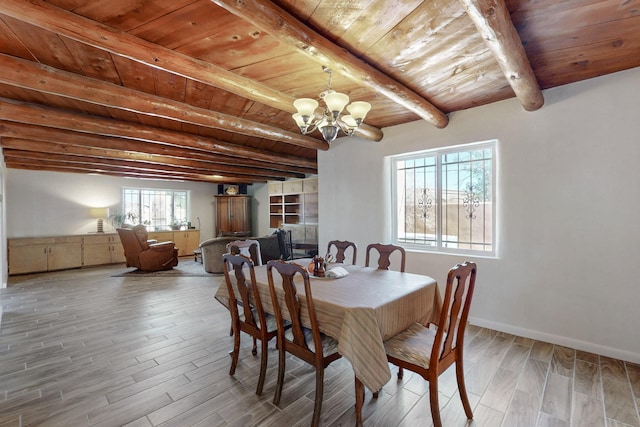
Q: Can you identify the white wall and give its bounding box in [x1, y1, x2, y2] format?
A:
[252, 182, 271, 237]
[5, 171, 221, 240]
[318, 67, 640, 362]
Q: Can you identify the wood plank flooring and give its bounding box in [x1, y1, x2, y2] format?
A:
[1, 262, 639, 426]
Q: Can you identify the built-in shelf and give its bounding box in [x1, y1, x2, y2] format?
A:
[268, 177, 318, 257]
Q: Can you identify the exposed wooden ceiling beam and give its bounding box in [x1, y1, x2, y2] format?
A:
[211, 0, 449, 128]
[4, 149, 268, 181]
[5, 156, 261, 184]
[0, 138, 302, 181]
[0, 122, 314, 176]
[0, 0, 383, 142]
[0, 53, 328, 151]
[0, 98, 317, 170]
[458, 0, 544, 111]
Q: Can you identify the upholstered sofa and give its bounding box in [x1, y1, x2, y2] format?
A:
[199, 237, 238, 274]
[199, 232, 289, 274]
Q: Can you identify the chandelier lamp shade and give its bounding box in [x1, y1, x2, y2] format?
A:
[292, 67, 371, 143]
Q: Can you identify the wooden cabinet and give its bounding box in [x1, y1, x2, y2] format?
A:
[7, 229, 202, 275]
[83, 234, 125, 266]
[215, 195, 251, 236]
[9, 236, 82, 275]
[147, 230, 200, 256]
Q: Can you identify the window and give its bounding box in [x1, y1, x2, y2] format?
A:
[392, 140, 496, 256]
[122, 188, 189, 230]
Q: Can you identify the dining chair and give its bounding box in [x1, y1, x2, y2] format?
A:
[266, 260, 342, 427]
[327, 240, 357, 264]
[222, 253, 276, 395]
[226, 239, 262, 265]
[365, 243, 406, 272]
[380, 261, 478, 427]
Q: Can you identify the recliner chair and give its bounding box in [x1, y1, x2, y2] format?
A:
[117, 225, 179, 271]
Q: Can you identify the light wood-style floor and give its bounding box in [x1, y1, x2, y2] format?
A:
[1, 262, 639, 427]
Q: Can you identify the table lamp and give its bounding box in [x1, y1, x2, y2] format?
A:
[89, 208, 109, 233]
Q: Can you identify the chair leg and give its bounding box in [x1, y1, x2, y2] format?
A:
[256, 338, 268, 395]
[273, 343, 286, 405]
[229, 329, 240, 376]
[398, 366, 404, 379]
[311, 367, 324, 427]
[456, 360, 473, 419]
[355, 376, 365, 426]
[251, 337, 258, 356]
[429, 381, 442, 427]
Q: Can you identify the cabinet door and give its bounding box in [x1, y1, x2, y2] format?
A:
[215, 196, 231, 235]
[229, 197, 251, 233]
[304, 225, 318, 243]
[172, 232, 189, 256]
[302, 177, 318, 193]
[83, 235, 113, 266]
[287, 226, 306, 243]
[110, 242, 126, 263]
[83, 243, 112, 266]
[185, 230, 200, 253]
[283, 180, 303, 194]
[9, 245, 48, 275]
[268, 181, 283, 195]
[48, 243, 82, 271]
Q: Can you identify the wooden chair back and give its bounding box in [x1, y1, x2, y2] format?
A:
[327, 240, 357, 264]
[227, 239, 262, 265]
[222, 253, 265, 337]
[266, 260, 322, 365]
[374, 261, 478, 427]
[433, 261, 477, 370]
[365, 243, 406, 272]
[266, 260, 341, 426]
[222, 252, 275, 395]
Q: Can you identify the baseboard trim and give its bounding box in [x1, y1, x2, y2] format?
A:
[469, 316, 640, 364]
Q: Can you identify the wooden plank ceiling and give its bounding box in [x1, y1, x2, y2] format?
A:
[0, 0, 638, 184]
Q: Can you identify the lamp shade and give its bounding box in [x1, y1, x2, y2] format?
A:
[341, 115, 358, 128]
[323, 92, 349, 114]
[292, 113, 307, 127]
[346, 101, 371, 121]
[293, 98, 319, 118]
[89, 207, 109, 219]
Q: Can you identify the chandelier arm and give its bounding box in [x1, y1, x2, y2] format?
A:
[304, 121, 320, 135]
[335, 120, 353, 135]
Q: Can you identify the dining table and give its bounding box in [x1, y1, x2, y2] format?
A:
[214, 259, 442, 421]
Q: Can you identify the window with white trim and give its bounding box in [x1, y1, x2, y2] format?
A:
[392, 140, 496, 256]
[122, 188, 189, 230]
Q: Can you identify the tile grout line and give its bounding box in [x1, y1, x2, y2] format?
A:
[624, 361, 640, 426]
[535, 344, 554, 426]
[597, 354, 607, 427]
[569, 347, 576, 426]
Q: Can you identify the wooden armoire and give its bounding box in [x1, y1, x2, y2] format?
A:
[215, 195, 252, 236]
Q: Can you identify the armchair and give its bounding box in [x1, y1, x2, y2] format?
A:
[117, 225, 179, 271]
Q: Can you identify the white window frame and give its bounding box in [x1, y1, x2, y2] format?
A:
[121, 187, 190, 230]
[391, 140, 497, 257]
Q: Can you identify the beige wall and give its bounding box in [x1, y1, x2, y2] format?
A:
[4, 171, 222, 240]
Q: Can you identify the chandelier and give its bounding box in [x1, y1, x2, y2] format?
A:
[292, 66, 371, 143]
